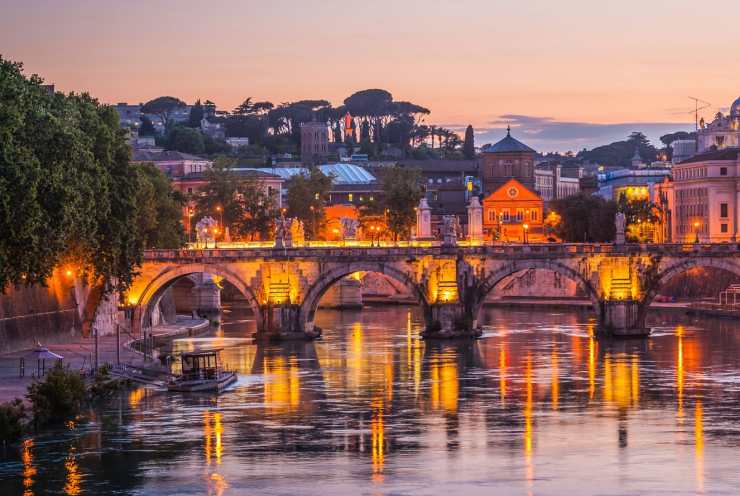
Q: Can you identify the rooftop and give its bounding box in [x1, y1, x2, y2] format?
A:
[132, 150, 208, 162]
[397, 159, 478, 173]
[481, 127, 536, 154]
[246, 163, 376, 184]
[678, 147, 739, 164]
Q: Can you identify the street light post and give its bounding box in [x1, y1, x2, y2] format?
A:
[694, 221, 700, 243]
[523, 223, 529, 244]
[187, 208, 194, 246]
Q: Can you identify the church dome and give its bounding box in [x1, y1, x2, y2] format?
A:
[731, 96, 740, 117]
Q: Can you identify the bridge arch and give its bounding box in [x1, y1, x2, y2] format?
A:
[299, 261, 428, 333]
[132, 263, 262, 333]
[473, 259, 601, 320]
[644, 257, 740, 307]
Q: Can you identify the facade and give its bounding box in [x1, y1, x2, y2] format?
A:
[534, 164, 581, 202]
[481, 178, 544, 242]
[669, 148, 739, 242]
[596, 167, 672, 201]
[479, 127, 536, 195]
[300, 121, 329, 165]
[131, 150, 213, 185]
[697, 96, 740, 153]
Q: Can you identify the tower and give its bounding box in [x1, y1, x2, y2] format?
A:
[479, 126, 536, 196]
[300, 121, 329, 165]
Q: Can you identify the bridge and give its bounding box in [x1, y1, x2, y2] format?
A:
[116, 243, 740, 340]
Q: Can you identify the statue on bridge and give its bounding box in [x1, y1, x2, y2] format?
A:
[290, 218, 305, 246]
[275, 216, 292, 248]
[441, 215, 460, 247]
[615, 211, 626, 245]
[340, 217, 359, 240]
[195, 216, 218, 247]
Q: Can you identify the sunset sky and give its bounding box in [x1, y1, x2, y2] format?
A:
[2, 0, 739, 151]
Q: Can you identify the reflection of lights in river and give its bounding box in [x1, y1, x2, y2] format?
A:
[695, 401, 704, 494]
[677, 332, 684, 419]
[208, 472, 229, 496]
[371, 399, 385, 481]
[128, 387, 146, 408]
[22, 439, 36, 496]
[551, 341, 559, 411]
[430, 351, 459, 412]
[499, 345, 507, 405]
[203, 410, 224, 465]
[524, 354, 534, 494]
[588, 336, 597, 400]
[263, 355, 301, 413]
[64, 446, 81, 495]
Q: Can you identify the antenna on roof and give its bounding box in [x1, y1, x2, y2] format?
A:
[688, 96, 711, 131]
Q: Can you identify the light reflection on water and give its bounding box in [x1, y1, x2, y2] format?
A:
[1, 306, 740, 495]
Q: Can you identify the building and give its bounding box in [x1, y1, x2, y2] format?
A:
[114, 102, 142, 129]
[596, 167, 672, 202]
[200, 118, 225, 139]
[300, 121, 329, 165]
[481, 178, 545, 242]
[479, 127, 536, 195]
[697, 96, 740, 153]
[669, 148, 739, 242]
[534, 164, 582, 202]
[671, 139, 697, 165]
[131, 150, 213, 187]
[226, 137, 250, 149]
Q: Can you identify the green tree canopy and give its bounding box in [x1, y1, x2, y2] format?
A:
[141, 96, 186, 128]
[166, 126, 205, 154]
[188, 99, 204, 128]
[379, 166, 424, 240]
[135, 163, 185, 248]
[549, 193, 617, 242]
[0, 57, 143, 293]
[285, 167, 332, 239]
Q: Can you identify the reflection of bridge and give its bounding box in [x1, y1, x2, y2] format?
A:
[118, 243, 740, 339]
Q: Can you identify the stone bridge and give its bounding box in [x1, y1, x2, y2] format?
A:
[119, 243, 740, 340]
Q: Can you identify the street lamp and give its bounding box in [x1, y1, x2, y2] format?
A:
[213, 227, 220, 249]
[187, 208, 194, 245]
[694, 221, 700, 244]
[523, 223, 529, 244]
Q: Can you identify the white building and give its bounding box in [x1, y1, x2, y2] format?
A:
[669, 148, 739, 242]
[697, 96, 740, 153]
[534, 164, 581, 202]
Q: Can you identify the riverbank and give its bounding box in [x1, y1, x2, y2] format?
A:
[0, 316, 209, 403]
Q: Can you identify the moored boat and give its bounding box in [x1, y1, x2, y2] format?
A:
[168, 348, 237, 392]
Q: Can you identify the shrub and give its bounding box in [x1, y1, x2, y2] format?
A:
[26, 363, 86, 425]
[0, 399, 26, 444]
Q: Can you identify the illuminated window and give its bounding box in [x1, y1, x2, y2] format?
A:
[516, 208, 524, 222]
[348, 193, 353, 202]
[502, 209, 510, 221]
[530, 209, 538, 221]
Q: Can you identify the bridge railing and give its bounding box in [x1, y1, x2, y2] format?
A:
[143, 242, 739, 261]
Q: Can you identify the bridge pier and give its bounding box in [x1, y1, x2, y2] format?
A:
[421, 303, 482, 339]
[257, 303, 321, 341]
[598, 299, 650, 338]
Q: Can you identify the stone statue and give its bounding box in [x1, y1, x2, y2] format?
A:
[275, 216, 291, 248]
[340, 217, 359, 240]
[195, 216, 218, 245]
[290, 218, 305, 246]
[615, 211, 626, 245]
[441, 215, 460, 247]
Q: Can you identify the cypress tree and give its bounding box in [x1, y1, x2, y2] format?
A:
[463, 124, 475, 159]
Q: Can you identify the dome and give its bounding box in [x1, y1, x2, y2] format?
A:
[731, 96, 740, 117]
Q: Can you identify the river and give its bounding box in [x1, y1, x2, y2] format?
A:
[1, 304, 739, 495]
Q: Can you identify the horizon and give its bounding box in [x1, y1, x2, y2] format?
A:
[2, 0, 738, 151]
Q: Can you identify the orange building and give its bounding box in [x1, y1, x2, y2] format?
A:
[481, 178, 544, 242]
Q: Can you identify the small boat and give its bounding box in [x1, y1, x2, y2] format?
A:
[168, 349, 237, 393]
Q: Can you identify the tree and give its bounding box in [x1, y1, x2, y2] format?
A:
[577, 133, 658, 168]
[379, 166, 424, 240]
[0, 57, 142, 294]
[188, 99, 204, 128]
[549, 193, 617, 242]
[463, 125, 475, 159]
[139, 115, 156, 136]
[141, 96, 186, 128]
[135, 163, 184, 248]
[166, 126, 205, 154]
[285, 167, 332, 239]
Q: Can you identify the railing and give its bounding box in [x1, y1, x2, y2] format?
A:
[143, 242, 740, 261]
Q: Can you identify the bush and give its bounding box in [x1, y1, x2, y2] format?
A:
[26, 363, 86, 425]
[0, 399, 26, 444]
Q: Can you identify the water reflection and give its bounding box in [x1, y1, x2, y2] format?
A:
[1, 306, 739, 495]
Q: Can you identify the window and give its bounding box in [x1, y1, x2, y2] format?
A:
[348, 193, 353, 202]
[516, 208, 524, 222]
[502, 209, 510, 221]
[187, 187, 193, 194]
[530, 209, 538, 221]
[721, 223, 728, 233]
[369, 196, 374, 202]
[720, 167, 728, 176]
[721, 203, 728, 218]
[488, 209, 495, 222]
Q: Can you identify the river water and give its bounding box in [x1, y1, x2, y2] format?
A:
[1, 305, 739, 495]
